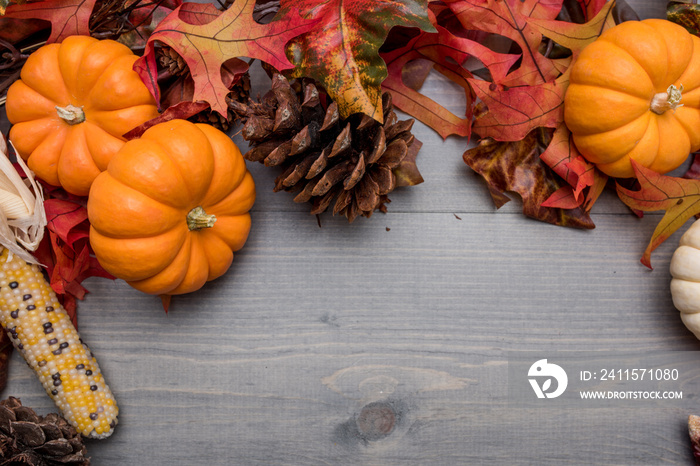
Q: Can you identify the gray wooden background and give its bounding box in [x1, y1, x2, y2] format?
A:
[5, 0, 699, 464]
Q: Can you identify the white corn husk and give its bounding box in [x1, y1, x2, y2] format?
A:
[0, 136, 46, 263]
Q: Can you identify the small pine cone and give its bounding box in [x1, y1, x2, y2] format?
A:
[157, 46, 188, 77]
[193, 72, 252, 132]
[232, 74, 419, 222]
[0, 397, 90, 465]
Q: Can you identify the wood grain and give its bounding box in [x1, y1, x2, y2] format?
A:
[3, 1, 700, 464]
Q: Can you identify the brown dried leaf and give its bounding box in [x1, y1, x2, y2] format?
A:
[463, 129, 594, 229]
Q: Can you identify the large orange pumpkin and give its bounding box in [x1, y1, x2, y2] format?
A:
[5, 35, 159, 196]
[564, 19, 700, 178]
[87, 119, 255, 296]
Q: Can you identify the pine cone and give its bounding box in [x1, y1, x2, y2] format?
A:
[231, 74, 420, 222]
[157, 46, 188, 77]
[194, 72, 251, 132]
[157, 46, 251, 132]
[0, 397, 90, 465]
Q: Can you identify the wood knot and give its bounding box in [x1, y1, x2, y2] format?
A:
[355, 401, 396, 440]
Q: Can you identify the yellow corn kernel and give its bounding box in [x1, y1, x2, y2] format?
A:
[0, 248, 118, 439]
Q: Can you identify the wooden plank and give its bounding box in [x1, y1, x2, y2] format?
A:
[3, 0, 700, 464]
[6, 212, 697, 464]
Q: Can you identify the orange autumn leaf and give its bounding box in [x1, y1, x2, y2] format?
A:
[616, 160, 700, 269]
[134, 0, 319, 116]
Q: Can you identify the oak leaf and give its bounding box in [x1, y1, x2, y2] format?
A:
[468, 0, 616, 141]
[282, 0, 435, 123]
[135, 0, 318, 115]
[381, 22, 517, 139]
[3, 0, 97, 43]
[616, 160, 700, 269]
[470, 78, 566, 141]
[445, 0, 565, 87]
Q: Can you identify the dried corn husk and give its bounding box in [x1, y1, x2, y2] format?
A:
[0, 136, 45, 262]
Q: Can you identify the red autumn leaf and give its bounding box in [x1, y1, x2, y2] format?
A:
[279, 0, 435, 123]
[4, 0, 97, 43]
[466, 0, 616, 141]
[539, 124, 595, 203]
[463, 128, 595, 229]
[684, 153, 700, 181]
[0, 17, 47, 44]
[575, 0, 608, 20]
[45, 199, 87, 247]
[381, 22, 518, 139]
[31, 188, 114, 325]
[445, 0, 565, 87]
[616, 160, 700, 269]
[584, 170, 608, 212]
[134, 0, 318, 116]
[125, 56, 248, 139]
[122, 101, 209, 140]
[470, 79, 566, 141]
[541, 186, 582, 209]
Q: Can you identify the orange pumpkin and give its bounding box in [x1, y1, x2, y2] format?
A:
[5, 35, 159, 196]
[564, 19, 700, 178]
[87, 119, 256, 296]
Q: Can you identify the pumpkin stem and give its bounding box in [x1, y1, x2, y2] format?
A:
[55, 104, 86, 125]
[650, 84, 684, 115]
[187, 206, 217, 231]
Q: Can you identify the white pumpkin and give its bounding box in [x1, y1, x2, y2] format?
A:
[670, 219, 700, 340]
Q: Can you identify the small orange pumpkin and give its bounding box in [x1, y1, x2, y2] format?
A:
[564, 19, 700, 178]
[6, 35, 159, 196]
[87, 119, 255, 296]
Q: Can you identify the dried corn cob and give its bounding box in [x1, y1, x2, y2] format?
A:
[0, 249, 118, 438]
[0, 137, 118, 438]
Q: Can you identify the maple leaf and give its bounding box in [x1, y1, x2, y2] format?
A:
[616, 161, 700, 269]
[4, 0, 97, 43]
[135, 0, 318, 116]
[463, 128, 595, 229]
[281, 0, 435, 123]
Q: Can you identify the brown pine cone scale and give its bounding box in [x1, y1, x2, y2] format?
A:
[231, 74, 420, 222]
[0, 397, 90, 465]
